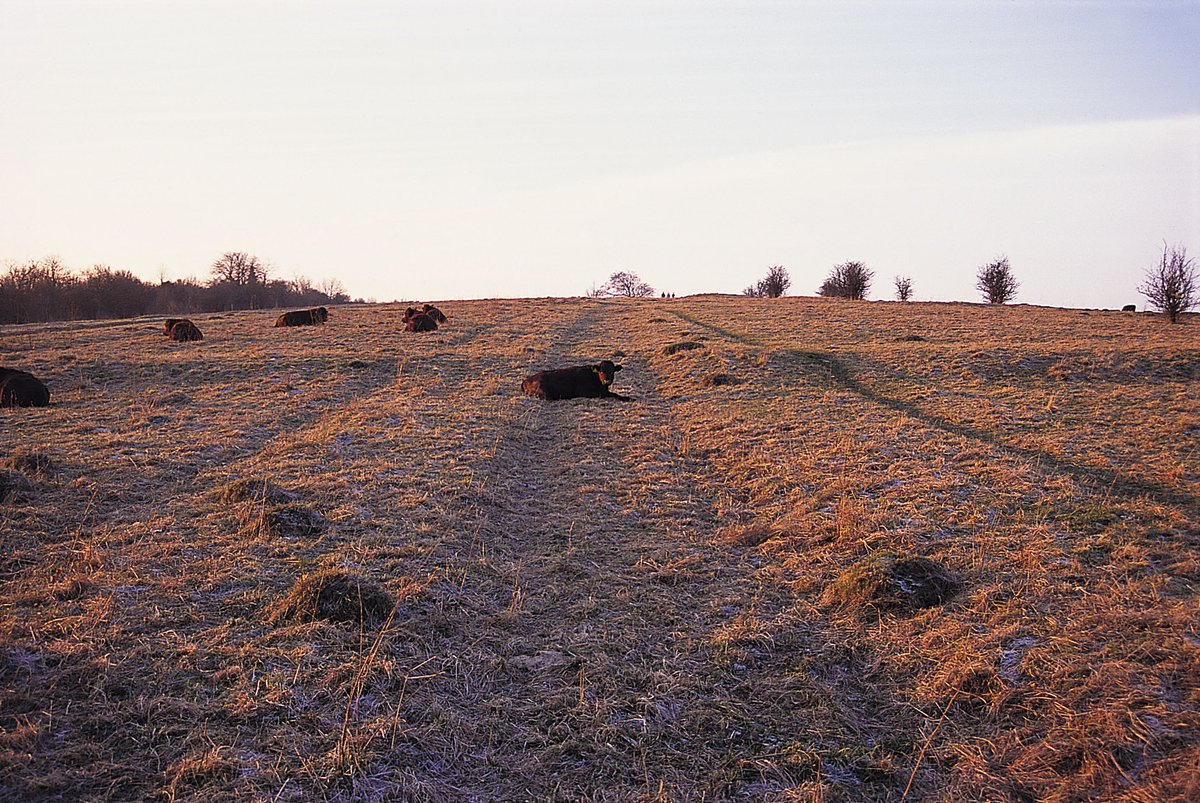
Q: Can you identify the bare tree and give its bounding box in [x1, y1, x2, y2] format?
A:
[894, 275, 913, 302]
[210, 252, 272, 309]
[319, 277, 348, 302]
[599, 271, 655, 298]
[211, 252, 269, 286]
[743, 265, 791, 298]
[976, 256, 1019, 304]
[1139, 243, 1197, 323]
[818, 261, 873, 299]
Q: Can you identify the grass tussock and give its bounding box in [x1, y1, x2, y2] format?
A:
[0, 469, 33, 503]
[822, 553, 960, 610]
[267, 569, 395, 628]
[1, 450, 55, 477]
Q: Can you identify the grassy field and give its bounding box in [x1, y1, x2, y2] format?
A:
[2, 296, 1198, 802]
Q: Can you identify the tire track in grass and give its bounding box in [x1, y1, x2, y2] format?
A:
[389, 301, 916, 801]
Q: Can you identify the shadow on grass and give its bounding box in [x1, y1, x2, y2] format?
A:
[667, 310, 1198, 513]
[782, 348, 1200, 513]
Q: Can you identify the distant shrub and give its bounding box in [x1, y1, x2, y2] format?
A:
[743, 265, 791, 298]
[597, 271, 655, 298]
[818, 261, 873, 299]
[1139, 242, 1196, 323]
[976, 256, 1019, 304]
[894, 275, 913, 302]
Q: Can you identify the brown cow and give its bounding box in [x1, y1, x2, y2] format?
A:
[275, 307, 329, 327]
[0, 368, 51, 408]
[522, 360, 633, 401]
[404, 312, 438, 332]
[163, 318, 184, 335]
[167, 319, 203, 341]
[422, 304, 447, 323]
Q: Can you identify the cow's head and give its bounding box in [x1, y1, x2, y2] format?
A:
[593, 360, 623, 386]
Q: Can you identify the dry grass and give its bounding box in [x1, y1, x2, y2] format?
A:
[2, 297, 1198, 801]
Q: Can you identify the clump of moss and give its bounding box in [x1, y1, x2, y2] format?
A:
[268, 569, 395, 629]
[823, 554, 959, 611]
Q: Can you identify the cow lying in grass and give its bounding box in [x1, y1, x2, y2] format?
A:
[165, 319, 203, 341]
[0, 368, 51, 408]
[275, 307, 329, 327]
[403, 307, 438, 332]
[422, 304, 447, 323]
[522, 360, 633, 401]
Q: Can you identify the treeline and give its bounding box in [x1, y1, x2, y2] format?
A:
[0, 254, 352, 325]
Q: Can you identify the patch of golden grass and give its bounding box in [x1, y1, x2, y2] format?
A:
[2, 297, 1199, 800]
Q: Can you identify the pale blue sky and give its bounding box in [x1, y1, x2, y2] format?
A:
[2, 1, 1198, 307]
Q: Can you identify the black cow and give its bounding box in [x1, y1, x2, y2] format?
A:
[275, 307, 329, 327]
[522, 360, 633, 401]
[167, 319, 203, 341]
[163, 318, 184, 335]
[0, 368, 51, 408]
[1122, 304, 1136, 312]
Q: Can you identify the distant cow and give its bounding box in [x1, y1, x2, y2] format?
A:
[163, 318, 184, 335]
[0, 368, 51, 408]
[166, 319, 203, 341]
[1122, 304, 1136, 312]
[275, 307, 329, 327]
[522, 360, 633, 401]
[404, 312, 438, 332]
[422, 304, 447, 324]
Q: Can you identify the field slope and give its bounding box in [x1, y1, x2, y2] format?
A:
[2, 297, 1198, 801]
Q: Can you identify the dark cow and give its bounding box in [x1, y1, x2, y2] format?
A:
[522, 360, 633, 401]
[422, 304, 447, 324]
[404, 312, 438, 332]
[0, 368, 51, 408]
[275, 307, 329, 327]
[163, 318, 184, 335]
[1122, 304, 1136, 312]
[167, 319, 203, 341]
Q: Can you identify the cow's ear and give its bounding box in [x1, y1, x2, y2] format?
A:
[613, 364, 623, 372]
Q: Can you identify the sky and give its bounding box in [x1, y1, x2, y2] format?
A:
[2, 0, 1198, 308]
